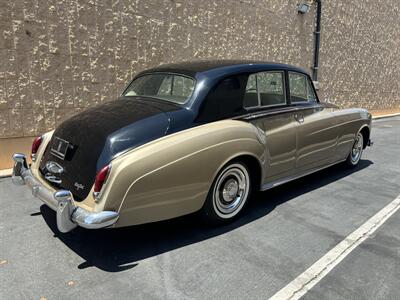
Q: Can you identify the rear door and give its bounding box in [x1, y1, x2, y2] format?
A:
[288, 72, 338, 172]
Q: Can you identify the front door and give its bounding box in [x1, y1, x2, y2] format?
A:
[288, 72, 338, 172]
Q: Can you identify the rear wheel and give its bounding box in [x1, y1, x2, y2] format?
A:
[201, 161, 251, 224]
[346, 132, 364, 167]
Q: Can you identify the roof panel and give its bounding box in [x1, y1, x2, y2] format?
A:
[138, 60, 308, 77]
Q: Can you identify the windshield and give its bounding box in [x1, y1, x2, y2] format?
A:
[123, 73, 195, 104]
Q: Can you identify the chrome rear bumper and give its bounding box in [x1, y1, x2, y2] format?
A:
[12, 153, 119, 233]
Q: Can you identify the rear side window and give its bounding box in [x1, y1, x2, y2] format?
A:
[244, 71, 286, 108]
[244, 74, 258, 107]
[289, 72, 317, 103]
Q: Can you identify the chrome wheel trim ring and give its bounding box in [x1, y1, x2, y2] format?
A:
[212, 163, 250, 219]
[351, 133, 363, 164]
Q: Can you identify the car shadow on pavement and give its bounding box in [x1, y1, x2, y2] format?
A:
[40, 159, 373, 272]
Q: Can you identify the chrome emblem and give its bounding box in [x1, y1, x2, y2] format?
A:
[44, 174, 62, 185]
[45, 161, 64, 175]
[74, 182, 85, 191]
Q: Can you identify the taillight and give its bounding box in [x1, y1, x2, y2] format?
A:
[31, 136, 43, 161]
[93, 164, 111, 198]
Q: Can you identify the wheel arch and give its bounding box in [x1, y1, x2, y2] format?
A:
[358, 125, 370, 149]
[214, 154, 263, 193]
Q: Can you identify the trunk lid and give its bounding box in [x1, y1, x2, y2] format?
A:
[39, 97, 180, 200]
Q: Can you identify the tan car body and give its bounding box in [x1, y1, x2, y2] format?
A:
[31, 105, 371, 228]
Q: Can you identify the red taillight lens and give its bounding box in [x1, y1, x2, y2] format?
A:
[94, 164, 111, 194]
[31, 136, 43, 159]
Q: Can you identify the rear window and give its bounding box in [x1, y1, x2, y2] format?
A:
[123, 73, 195, 104]
[244, 71, 286, 108]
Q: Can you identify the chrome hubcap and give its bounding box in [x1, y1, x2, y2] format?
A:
[351, 133, 363, 163]
[222, 179, 240, 202]
[213, 164, 250, 217]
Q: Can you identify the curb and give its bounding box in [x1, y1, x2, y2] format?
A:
[0, 168, 12, 178]
[372, 112, 400, 120]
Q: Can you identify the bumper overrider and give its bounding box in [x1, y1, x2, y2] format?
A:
[12, 153, 119, 233]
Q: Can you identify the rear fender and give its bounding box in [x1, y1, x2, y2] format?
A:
[99, 120, 265, 227]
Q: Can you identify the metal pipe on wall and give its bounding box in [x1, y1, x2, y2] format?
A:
[312, 0, 322, 83]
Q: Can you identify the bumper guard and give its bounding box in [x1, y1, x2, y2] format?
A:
[12, 153, 119, 233]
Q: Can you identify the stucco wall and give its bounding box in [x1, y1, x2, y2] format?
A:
[0, 0, 399, 138]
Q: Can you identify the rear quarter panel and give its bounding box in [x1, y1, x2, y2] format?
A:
[100, 120, 266, 227]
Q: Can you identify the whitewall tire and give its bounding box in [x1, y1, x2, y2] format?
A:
[201, 161, 251, 224]
[346, 132, 364, 167]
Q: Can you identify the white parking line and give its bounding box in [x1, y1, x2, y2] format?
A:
[270, 194, 400, 300]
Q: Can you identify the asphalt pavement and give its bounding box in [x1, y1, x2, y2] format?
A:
[0, 116, 399, 300]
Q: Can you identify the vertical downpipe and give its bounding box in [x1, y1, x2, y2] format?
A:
[312, 0, 322, 82]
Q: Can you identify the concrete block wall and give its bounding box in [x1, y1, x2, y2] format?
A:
[319, 1, 400, 109]
[0, 0, 399, 138]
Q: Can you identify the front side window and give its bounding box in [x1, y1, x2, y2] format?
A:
[289, 72, 317, 103]
[123, 73, 195, 104]
[244, 71, 286, 108]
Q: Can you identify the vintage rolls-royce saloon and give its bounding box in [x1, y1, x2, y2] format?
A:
[12, 60, 372, 233]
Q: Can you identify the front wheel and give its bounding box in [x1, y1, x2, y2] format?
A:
[201, 161, 251, 224]
[346, 132, 364, 167]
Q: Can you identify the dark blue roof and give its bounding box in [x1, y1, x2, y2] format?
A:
[135, 60, 311, 112]
[140, 60, 309, 77]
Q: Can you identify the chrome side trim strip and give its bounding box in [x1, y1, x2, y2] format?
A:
[260, 159, 346, 191]
[236, 104, 322, 121]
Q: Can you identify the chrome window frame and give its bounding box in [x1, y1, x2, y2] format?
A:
[243, 70, 287, 110]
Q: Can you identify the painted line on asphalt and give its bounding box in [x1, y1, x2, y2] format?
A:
[270, 194, 400, 300]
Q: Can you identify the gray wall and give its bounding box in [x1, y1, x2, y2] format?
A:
[0, 0, 399, 138]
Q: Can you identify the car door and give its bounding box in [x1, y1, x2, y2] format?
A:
[288, 72, 338, 172]
[244, 71, 297, 182]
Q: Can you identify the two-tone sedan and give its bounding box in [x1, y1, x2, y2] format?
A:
[12, 60, 372, 232]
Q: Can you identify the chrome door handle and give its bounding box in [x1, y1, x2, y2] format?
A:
[294, 114, 304, 123]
